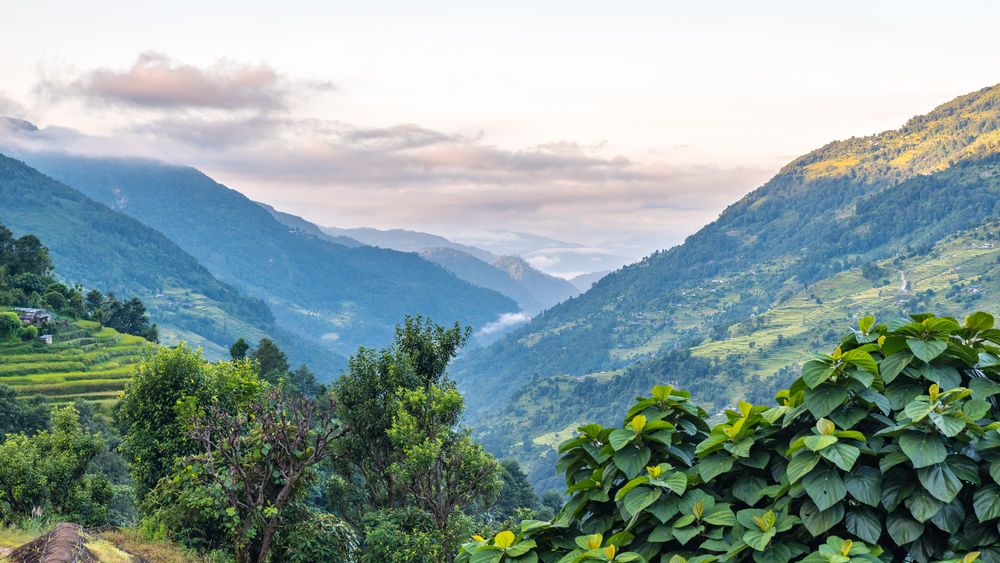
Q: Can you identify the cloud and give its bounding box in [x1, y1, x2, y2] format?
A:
[0, 92, 26, 116]
[39, 52, 331, 112]
[4, 52, 775, 257]
[476, 312, 531, 337]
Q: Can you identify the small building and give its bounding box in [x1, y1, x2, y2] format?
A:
[38, 334, 53, 345]
[13, 307, 54, 326]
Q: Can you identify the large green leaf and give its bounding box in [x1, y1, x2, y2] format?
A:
[886, 513, 924, 545]
[802, 466, 847, 511]
[845, 505, 882, 544]
[929, 498, 966, 534]
[614, 446, 651, 478]
[819, 443, 859, 472]
[906, 338, 948, 363]
[917, 463, 962, 503]
[845, 466, 881, 507]
[973, 484, 1000, 522]
[879, 351, 913, 384]
[732, 476, 768, 506]
[698, 453, 734, 482]
[899, 431, 947, 468]
[786, 453, 820, 484]
[608, 428, 635, 451]
[802, 360, 835, 389]
[904, 488, 943, 522]
[928, 411, 966, 437]
[804, 384, 849, 419]
[966, 311, 995, 331]
[800, 499, 844, 536]
[623, 486, 661, 517]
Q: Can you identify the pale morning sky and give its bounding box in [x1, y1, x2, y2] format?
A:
[1, 0, 998, 259]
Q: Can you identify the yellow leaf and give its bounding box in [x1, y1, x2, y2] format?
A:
[604, 545, 616, 560]
[877, 335, 886, 347]
[472, 535, 484, 542]
[586, 533, 603, 550]
[494, 530, 515, 550]
[840, 539, 853, 556]
[832, 346, 843, 359]
[630, 415, 647, 433]
[647, 465, 662, 478]
[963, 552, 981, 563]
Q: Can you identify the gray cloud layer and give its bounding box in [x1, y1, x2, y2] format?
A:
[3, 53, 772, 256]
[37, 52, 331, 111]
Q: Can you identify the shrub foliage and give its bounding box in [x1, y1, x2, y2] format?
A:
[460, 312, 1000, 562]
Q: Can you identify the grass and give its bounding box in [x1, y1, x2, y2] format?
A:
[0, 317, 153, 403]
[0, 525, 203, 563]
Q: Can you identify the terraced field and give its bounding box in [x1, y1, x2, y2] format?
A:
[0, 318, 152, 406]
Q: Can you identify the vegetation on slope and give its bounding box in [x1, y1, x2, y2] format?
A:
[459, 311, 1000, 562]
[454, 83, 1000, 418]
[0, 318, 152, 405]
[0, 153, 330, 368]
[20, 153, 518, 357]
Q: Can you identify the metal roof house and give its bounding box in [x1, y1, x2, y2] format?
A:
[13, 307, 54, 325]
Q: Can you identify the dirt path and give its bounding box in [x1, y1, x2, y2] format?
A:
[8, 523, 97, 563]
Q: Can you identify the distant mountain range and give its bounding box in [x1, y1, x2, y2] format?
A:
[455, 231, 634, 278]
[453, 82, 1000, 488]
[0, 153, 343, 370]
[322, 225, 495, 262]
[319, 223, 584, 314]
[0, 147, 520, 374]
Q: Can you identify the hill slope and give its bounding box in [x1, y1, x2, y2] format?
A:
[0, 317, 152, 406]
[322, 225, 496, 262]
[0, 154, 335, 367]
[16, 153, 518, 357]
[455, 83, 1000, 418]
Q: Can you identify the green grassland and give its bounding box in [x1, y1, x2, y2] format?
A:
[0, 317, 152, 406]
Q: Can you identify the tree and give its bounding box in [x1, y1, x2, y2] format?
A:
[332, 316, 471, 510]
[492, 460, 540, 521]
[230, 337, 250, 361]
[186, 389, 347, 563]
[0, 384, 49, 436]
[252, 338, 289, 382]
[457, 311, 1000, 562]
[0, 406, 111, 525]
[0, 312, 20, 339]
[388, 384, 502, 557]
[116, 345, 211, 498]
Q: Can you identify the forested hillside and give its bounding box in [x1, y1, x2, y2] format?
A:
[16, 153, 519, 357]
[0, 154, 339, 367]
[455, 83, 1000, 415]
[454, 83, 1000, 488]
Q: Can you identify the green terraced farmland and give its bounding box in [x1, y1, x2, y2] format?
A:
[0, 318, 153, 406]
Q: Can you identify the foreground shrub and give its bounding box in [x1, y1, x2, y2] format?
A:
[459, 312, 1000, 562]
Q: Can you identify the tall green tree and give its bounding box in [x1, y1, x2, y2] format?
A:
[332, 316, 502, 562]
[331, 316, 471, 509]
[230, 337, 250, 360]
[252, 337, 289, 382]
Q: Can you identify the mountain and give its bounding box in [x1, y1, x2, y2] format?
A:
[492, 255, 579, 307]
[258, 203, 364, 247]
[569, 270, 610, 292]
[418, 247, 543, 313]
[455, 230, 635, 278]
[13, 151, 519, 360]
[0, 153, 339, 368]
[322, 225, 496, 262]
[455, 83, 1000, 484]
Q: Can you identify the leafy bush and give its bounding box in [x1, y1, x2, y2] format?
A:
[274, 510, 360, 562]
[459, 311, 1000, 562]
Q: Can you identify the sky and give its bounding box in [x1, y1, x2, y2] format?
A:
[1, 0, 999, 264]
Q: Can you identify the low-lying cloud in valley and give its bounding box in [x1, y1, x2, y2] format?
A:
[1, 53, 773, 260]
